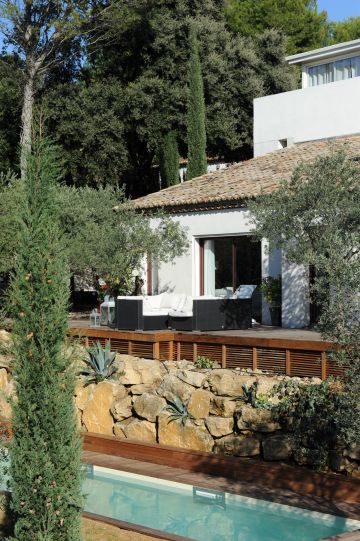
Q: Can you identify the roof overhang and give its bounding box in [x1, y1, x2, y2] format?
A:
[286, 38, 360, 66]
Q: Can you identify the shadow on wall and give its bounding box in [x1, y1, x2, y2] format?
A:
[282, 259, 310, 329]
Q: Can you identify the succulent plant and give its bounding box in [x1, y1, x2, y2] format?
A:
[82, 340, 117, 385]
[166, 396, 194, 427]
[194, 356, 213, 369]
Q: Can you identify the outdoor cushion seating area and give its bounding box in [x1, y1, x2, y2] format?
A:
[115, 288, 255, 331]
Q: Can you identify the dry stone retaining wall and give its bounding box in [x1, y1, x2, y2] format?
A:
[0, 329, 359, 476]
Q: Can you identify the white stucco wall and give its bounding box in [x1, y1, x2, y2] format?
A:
[148, 208, 309, 328]
[254, 77, 360, 157]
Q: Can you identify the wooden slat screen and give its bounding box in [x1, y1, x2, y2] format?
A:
[159, 341, 170, 361]
[107, 339, 129, 354]
[196, 344, 222, 364]
[131, 341, 154, 358]
[88, 337, 107, 348]
[289, 350, 322, 378]
[225, 345, 253, 369]
[326, 359, 345, 378]
[257, 348, 286, 374]
[177, 342, 193, 362]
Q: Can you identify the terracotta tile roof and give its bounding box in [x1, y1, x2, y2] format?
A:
[132, 135, 360, 213]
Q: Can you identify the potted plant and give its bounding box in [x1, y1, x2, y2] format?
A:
[259, 275, 282, 326]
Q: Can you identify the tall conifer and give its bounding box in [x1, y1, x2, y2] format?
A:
[159, 131, 179, 187]
[8, 138, 83, 541]
[186, 25, 207, 180]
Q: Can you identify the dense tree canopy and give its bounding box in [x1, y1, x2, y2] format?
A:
[41, 0, 295, 195]
[326, 17, 360, 45]
[0, 0, 357, 196]
[225, 0, 328, 54]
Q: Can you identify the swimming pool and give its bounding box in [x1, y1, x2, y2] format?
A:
[84, 466, 360, 541]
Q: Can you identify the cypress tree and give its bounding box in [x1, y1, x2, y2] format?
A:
[8, 138, 83, 541]
[186, 25, 207, 181]
[159, 131, 179, 188]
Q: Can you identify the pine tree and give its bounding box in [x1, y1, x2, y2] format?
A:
[8, 137, 83, 541]
[186, 25, 207, 181]
[159, 131, 179, 188]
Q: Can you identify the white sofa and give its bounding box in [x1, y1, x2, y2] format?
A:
[115, 289, 255, 331]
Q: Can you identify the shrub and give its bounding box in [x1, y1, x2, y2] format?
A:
[82, 340, 117, 385]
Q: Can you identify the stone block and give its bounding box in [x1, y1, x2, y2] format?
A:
[158, 412, 213, 452]
[187, 389, 211, 419]
[262, 434, 293, 461]
[214, 434, 260, 457]
[157, 374, 194, 404]
[117, 356, 166, 386]
[133, 393, 166, 422]
[210, 396, 236, 417]
[176, 370, 207, 388]
[205, 417, 234, 438]
[123, 419, 157, 443]
[237, 404, 280, 433]
[208, 370, 257, 397]
[111, 395, 133, 421]
[82, 381, 118, 435]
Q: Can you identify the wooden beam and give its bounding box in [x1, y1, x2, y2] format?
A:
[285, 349, 291, 376]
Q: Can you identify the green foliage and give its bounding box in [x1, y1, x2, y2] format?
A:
[250, 148, 360, 453]
[194, 356, 213, 369]
[159, 132, 179, 188]
[326, 17, 360, 45]
[232, 381, 272, 410]
[65, 0, 294, 194]
[225, 0, 328, 54]
[0, 182, 189, 290]
[42, 80, 129, 189]
[186, 25, 207, 180]
[166, 397, 194, 427]
[271, 379, 360, 467]
[259, 275, 281, 304]
[57, 185, 189, 292]
[8, 138, 83, 541]
[0, 55, 22, 174]
[82, 340, 117, 385]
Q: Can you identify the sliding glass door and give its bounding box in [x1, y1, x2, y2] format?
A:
[201, 236, 261, 297]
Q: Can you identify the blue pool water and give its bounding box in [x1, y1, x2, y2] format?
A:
[84, 466, 360, 541]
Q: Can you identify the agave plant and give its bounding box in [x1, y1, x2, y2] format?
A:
[82, 340, 117, 385]
[166, 396, 194, 427]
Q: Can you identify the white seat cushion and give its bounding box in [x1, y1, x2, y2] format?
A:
[160, 292, 173, 309]
[169, 309, 193, 318]
[169, 293, 185, 311]
[143, 294, 163, 311]
[235, 285, 257, 299]
[143, 309, 169, 317]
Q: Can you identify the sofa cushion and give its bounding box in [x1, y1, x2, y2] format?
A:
[143, 294, 163, 311]
[169, 309, 193, 318]
[235, 285, 257, 299]
[177, 295, 193, 313]
[159, 292, 173, 309]
[143, 309, 169, 317]
[170, 293, 186, 311]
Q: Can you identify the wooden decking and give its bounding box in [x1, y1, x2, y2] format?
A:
[69, 320, 341, 380]
[83, 433, 360, 520]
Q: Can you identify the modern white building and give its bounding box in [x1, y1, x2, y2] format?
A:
[254, 39, 360, 157]
[133, 39, 360, 329]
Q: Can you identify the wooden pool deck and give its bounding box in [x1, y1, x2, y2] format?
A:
[83, 433, 360, 520]
[69, 318, 341, 380]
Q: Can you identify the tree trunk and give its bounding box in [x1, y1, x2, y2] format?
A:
[20, 69, 35, 181]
